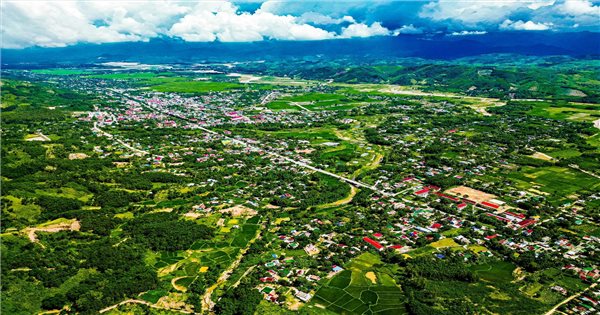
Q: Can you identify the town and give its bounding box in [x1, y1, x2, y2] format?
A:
[2, 60, 599, 315]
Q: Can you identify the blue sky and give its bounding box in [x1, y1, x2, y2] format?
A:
[2, 0, 599, 48]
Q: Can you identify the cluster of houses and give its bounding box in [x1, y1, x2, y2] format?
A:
[48, 71, 600, 313]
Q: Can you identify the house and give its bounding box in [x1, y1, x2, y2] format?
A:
[414, 187, 430, 197]
[435, 192, 459, 202]
[363, 237, 384, 251]
[430, 223, 442, 231]
[260, 277, 275, 283]
[551, 286, 567, 296]
[304, 244, 320, 256]
[295, 290, 313, 302]
[481, 201, 500, 209]
[457, 203, 468, 210]
[518, 219, 536, 228]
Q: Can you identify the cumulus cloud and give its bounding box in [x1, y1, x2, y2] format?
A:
[393, 24, 424, 35]
[1, 0, 599, 48]
[1, 1, 156, 48]
[297, 12, 355, 25]
[339, 22, 391, 38]
[419, 0, 598, 31]
[559, 0, 599, 15]
[500, 19, 553, 30]
[419, 0, 527, 25]
[168, 2, 335, 42]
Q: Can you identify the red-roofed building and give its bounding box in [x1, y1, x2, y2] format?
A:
[487, 213, 511, 222]
[462, 198, 476, 205]
[457, 203, 467, 210]
[414, 187, 430, 196]
[373, 233, 383, 239]
[518, 219, 536, 228]
[505, 211, 526, 219]
[260, 277, 275, 283]
[389, 245, 403, 249]
[485, 234, 498, 240]
[363, 237, 384, 251]
[481, 201, 500, 209]
[435, 192, 460, 202]
[430, 223, 442, 231]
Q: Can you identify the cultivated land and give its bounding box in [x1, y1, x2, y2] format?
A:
[1, 56, 599, 315]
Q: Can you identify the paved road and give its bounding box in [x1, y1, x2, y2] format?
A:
[93, 122, 149, 155]
[544, 282, 597, 315]
[126, 94, 387, 196]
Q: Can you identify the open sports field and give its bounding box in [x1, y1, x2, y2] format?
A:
[445, 186, 498, 203]
[311, 253, 406, 315]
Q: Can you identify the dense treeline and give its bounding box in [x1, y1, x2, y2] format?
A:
[214, 282, 263, 315]
[123, 212, 214, 251]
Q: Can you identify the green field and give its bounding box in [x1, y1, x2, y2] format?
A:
[469, 261, 515, 283]
[507, 166, 600, 198]
[527, 101, 600, 122]
[311, 253, 406, 315]
[267, 92, 367, 111]
[32, 69, 93, 75]
[86, 72, 177, 79]
[151, 81, 245, 93]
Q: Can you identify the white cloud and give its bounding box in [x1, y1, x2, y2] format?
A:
[393, 24, 423, 35]
[559, 0, 599, 15]
[2, 0, 598, 48]
[1, 1, 192, 48]
[500, 19, 553, 30]
[297, 12, 355, 25]
[419, 0, 529, 25]
[339, 22, 390, 38]
[168, 3, 336, 42]
[528, 1, 556, 10]
[449, 30, 488, 36]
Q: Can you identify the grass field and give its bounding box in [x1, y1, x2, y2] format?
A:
[140, 289, 168, 303]
[311, 253, 406, 314]
[3, 195, 42, 223]
[430, 238, 460, 249]
[32, 69, 92, 75]
[151, 81, 245, 93]
[507, 166, 600, 198]
[86, 72, 176, 79]
[230, 223, 260, 247]
[469, 261, 515, 283]
[527, 101, 600, 122]
[267, 92, 368, 111]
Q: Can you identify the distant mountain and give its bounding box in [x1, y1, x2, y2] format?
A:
[2, 31, 599, 66]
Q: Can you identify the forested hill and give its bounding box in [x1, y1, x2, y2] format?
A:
[3, 31, 599, 65]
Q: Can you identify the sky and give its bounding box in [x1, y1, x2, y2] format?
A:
[2, 0, 599, 49]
